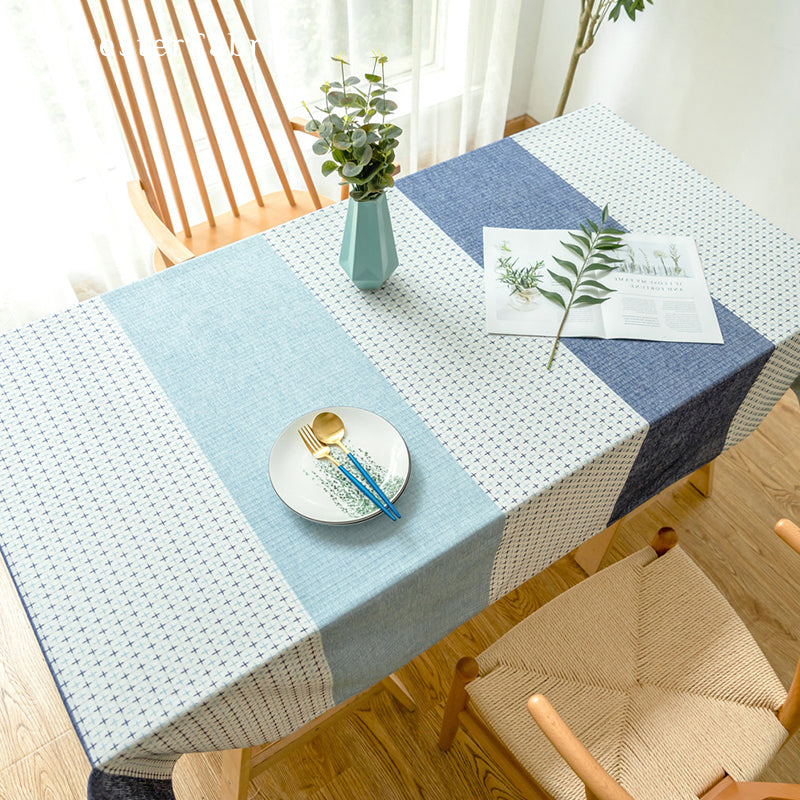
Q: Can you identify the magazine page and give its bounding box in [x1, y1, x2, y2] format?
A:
[484, 227, 723, 344]
[600, 234, 723, 343]
[484, 227, 605, 338]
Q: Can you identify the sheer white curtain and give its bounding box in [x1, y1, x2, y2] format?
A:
[0, 0, 520, 333]
[0, 0, 154, 333]
[257, 0, 521, 192]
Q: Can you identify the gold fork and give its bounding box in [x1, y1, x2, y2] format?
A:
[298, 426, 398, 520]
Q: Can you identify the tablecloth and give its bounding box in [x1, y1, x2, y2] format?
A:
[1, 104, 799, 798]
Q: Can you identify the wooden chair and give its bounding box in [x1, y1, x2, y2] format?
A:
[78, 0, 336, 269]
[222, 673, 415, 800]
[440, 520, 800, 800]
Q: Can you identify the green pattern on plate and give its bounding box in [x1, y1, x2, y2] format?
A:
[304, 446, 404, 518]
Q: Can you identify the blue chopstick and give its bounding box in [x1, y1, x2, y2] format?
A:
[336, 463, 398, 520]
[346, 453, 401, 519]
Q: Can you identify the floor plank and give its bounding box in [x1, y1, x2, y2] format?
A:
[1, 391, 799, 798]
[0, 731, 90, 800]
[0, 560, 73, 771]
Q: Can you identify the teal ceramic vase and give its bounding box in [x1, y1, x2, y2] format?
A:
[339, 193, 399, 289]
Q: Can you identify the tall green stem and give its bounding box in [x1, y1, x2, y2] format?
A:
[555, 1, 593, 117]
[555, 0, 615, 117]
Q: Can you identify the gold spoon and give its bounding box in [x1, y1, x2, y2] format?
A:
[312, 411, 401, 519]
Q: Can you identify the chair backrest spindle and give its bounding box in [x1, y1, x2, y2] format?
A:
[84, 0, 175, 230]
[139, 0, 216, 231]
[81, 0, 329, 252]
[229, 0, 322, 210]
[79, 0, 161, 222]
[185, 0, 264, 210]
[209, 0, 297, 209]
[101, 0, 174, 229]
[162, 0, 240, 218]
[119, 0, 191, 236]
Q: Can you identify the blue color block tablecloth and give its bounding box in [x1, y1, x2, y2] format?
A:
[1, 105, 799, 798]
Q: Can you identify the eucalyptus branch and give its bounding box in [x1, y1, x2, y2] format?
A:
[304, 52, 401, 201]
[539, 205, 625, 369]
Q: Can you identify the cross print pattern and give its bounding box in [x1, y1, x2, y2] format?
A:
[513, 104, 800, 451]
[0, 300, 332, 778]
[264, 190, 648, 600]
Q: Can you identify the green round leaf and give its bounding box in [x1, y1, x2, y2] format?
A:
[373, 98, 398, 113]
[312, 139, 329, 156]
[342, 161, 363, 178]
[356, 144, 373, 167]
[328, 92, 347, 108]
[321, 160, 339, 177]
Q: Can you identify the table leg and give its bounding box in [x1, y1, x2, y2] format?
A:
[688, 461, 715, 497]
[573, 520, 622, 576]
[221, 747, 252, 800]
[380, 673, 416, 711]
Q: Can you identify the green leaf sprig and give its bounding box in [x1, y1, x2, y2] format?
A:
[539, 205, 625, 369]
[303, 52, 401, 202]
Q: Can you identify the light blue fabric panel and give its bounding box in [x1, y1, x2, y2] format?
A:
[101, 236, 504, 703]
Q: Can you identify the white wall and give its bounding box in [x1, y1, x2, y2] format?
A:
[524, 0, 800, 240]
[507, 0, 545, 118]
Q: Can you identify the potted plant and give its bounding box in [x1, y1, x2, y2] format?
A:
[555, 0, 653, 117]
[498, 259, 543, 310]
[304, 53, 403, 289]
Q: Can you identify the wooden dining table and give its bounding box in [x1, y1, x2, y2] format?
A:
[1, 104, 799, 799]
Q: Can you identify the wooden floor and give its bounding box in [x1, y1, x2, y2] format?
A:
[1, 390, 799, 800]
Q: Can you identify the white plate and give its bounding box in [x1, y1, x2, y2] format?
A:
[269, 406, 411, 524]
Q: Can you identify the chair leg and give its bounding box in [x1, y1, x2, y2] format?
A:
[701, 775, 800, 800]
[221, 747, 252, 800]
[651, 526, 679, 556]
[439, 657, 479, 749]
[439, 657, 546, 799]
[459, 709, 550, 800]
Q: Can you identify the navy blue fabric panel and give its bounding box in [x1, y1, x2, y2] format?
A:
[398, 136, 775, 521]
[607, 337, 773, 522]
[567, 300, 772, 420]
[88, 770, 174, 800]
[396, 136, 611, 264]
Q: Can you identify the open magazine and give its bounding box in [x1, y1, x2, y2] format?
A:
[484, 228, 724, 344]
